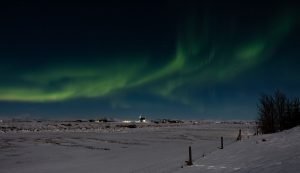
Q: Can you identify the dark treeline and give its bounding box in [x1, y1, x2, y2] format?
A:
[257, 90, 300, 134]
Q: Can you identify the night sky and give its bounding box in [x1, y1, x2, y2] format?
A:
[0, 1, 299, 119]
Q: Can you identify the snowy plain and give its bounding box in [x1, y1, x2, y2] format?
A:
[0, 121, 299, 173]
[176, 126, 300, 173]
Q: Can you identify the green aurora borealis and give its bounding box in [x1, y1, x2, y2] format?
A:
[0, 1, 299, 119]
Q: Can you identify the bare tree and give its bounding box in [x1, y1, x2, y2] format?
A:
[258, 94, 275, 134]
[257, 90, 300, 134]
[290, 97, 300, 128]
[273, 90, 287, 131]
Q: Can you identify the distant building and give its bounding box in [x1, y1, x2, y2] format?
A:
[139, 115, 146, 123]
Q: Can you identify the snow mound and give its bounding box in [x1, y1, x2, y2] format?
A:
[177, 126, 300, 173]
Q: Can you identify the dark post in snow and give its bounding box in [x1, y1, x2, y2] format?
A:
[186, 146, 193, 166]
[236, 129, 242, 141]
[220, 136, 224, 149]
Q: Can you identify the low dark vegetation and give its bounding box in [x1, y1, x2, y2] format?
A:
[116, 124, 137, 128]
[257, 90, 300, 134]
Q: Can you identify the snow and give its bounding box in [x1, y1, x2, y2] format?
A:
[0, 121, 299, 173]
[176, 126, 300, 173]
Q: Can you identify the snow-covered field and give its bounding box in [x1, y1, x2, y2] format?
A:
[176, 126, 300, 173]
[0, 121, 298, 173]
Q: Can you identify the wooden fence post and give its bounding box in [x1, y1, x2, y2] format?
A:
[236, 129, 242, 141]
[186, 146, 193, 166]
[220, 136, 224, 149]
